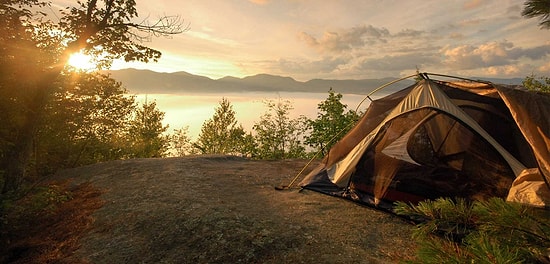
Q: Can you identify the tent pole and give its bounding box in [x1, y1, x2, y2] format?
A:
[274, 148, 323, 190]
[354, 73, 419, 113]
[423, 72, 493, 84]
[275, 120, 357, 190]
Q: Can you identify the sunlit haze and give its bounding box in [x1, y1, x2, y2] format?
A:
[49, 0, 550, 139]
[67, 52, 96, 71]
[135, 92, 371, 140]
[51, 0, 550, 81]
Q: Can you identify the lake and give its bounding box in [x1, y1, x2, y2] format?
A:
[134, 91, 386, 139]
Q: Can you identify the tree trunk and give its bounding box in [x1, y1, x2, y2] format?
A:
[1, 124, 35, 193]
[1, 70, 59, 194]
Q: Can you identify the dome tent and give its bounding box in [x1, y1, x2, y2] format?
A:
[298, 73, 550, 209]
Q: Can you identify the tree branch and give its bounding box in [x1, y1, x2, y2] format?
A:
[99, 0, 114, 29]
[117, 15, 189, 42]
[86, 0, 98, 23]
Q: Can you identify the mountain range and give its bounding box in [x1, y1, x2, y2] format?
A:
[104, 68, 524, 95]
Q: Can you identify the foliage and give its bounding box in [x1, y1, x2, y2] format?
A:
[57, 0, 185, 67]
[38, 72, 136, 173]
[522, 0, 550, 30]
[0, 182, 103, 264]
[523, 74, 550, 93]
[0, 0, 184, 193]
[195, 98, 252, 155]
[1, 185, 72, 233]
[0, 2, 181, 256]
[170, 126, 198, 156]
[253, 98, 307, 159]
[395, 197, 550, 263]
[0, 0, 60, 193]
[126, 100, 170, 158]
[394, 198, 478, 241]
[2, 67, 171, 188]
[304, 88, 359, 154]
[37, 72, 173, 170]
[241, 132, 258, 157]
[19, 185, 73, 214]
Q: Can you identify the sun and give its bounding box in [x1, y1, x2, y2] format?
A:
[67, 52, 96, 70]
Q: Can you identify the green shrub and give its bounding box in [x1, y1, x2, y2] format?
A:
[395, 197, 550, 263]
[1, 185, 73, 229]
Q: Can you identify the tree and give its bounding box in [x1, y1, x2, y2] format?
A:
[170, 126, 197, 157]
[126, 101, 170, 158]
[195, 98, 250, 155]
[0, 0, 185, 193]
[523, 74, 550, 93]
[522, 0, 550, 29]
[521, 2, 550, 98]
[37, 72, 136, 173]
[253, 98, 306, 159]
[304, 88, 359, 154]
[0, 1, 61, 193]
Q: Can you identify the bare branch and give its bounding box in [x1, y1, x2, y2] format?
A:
[117, 15, 189, 42]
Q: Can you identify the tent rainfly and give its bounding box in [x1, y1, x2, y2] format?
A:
[299, 74, 550, 209]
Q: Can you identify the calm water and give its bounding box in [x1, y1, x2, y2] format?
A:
[135, 92, 382, 139]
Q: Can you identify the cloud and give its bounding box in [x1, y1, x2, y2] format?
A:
[272, 10, 548, 80]
[539, 61, 550, 72]
[506, 4, 521, 14]
[298, 32, 319, 46]
[356, 52, 440, 72]
[270, 50, 442, 80]
[236, 55, 351, 81]
[248, 0, 269, 5]
[440, 41, 550, 70]
[394, 29, 425, 38]
[298, 25, 390, 53]
[293, 24, 446, 77]
[485, 65, 522, 76]
[276, 56, 349, 75]
[449, 33, 465, 39]
[254, 39, 548, 80]
[457, 18, 485, 27]
[515, 45, 550, 60]
[437, 41, 550, 80]
[441, 42, 513, 69]
[463, 0, 482, 10]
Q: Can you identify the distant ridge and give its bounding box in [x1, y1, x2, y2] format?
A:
[104, 68, 413, 95]
[104, 68, 523, 95]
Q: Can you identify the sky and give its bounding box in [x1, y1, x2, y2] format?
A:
[52, 0, 550, 81]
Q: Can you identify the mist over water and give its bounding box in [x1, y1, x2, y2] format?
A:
[134, 92, 383, 139]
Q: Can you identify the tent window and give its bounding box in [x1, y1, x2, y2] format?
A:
[461, 106, 536, 167]
[406, 111, 515, 200]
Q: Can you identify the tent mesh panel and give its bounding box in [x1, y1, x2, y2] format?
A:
[349, 109, 515, 204]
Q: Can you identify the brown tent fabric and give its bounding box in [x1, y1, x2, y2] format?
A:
[495, 87, 550, 187]
[299, 77, 550, 209]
